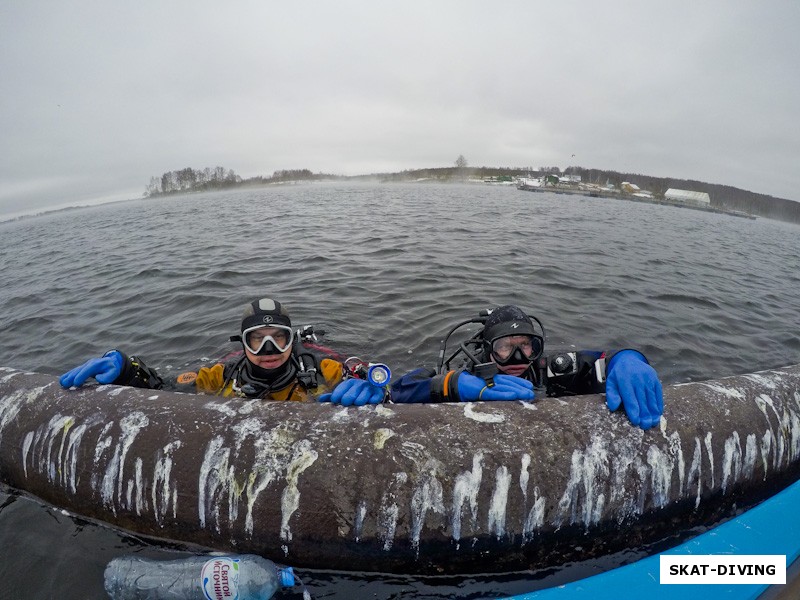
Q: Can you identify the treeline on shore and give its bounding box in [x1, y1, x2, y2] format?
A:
[144, 165, 800, 225]
[143, 167, 342, 196]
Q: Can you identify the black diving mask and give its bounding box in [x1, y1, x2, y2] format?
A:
[490, 334, 543, 366]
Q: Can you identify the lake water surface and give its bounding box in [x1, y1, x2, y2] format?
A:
[1, 183, 799, 598]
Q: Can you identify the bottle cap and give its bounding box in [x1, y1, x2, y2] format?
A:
[279, 567, 295, 587]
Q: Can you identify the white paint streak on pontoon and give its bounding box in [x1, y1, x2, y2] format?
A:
[64, 418, 96, 493]
[20, 410, 97, 496]
[280, 439, 318, 543]
[790, 406, 800, 463]
[647, 445, 673, 508]
[0, 385, 48, 446]
[90, 422, 115, 491]
[745, 373, 778, 390]
[236, 419, 275, 530]
[3, 387, 51, 481]
[760, 431, 773, 480]
[756, 394, 783, 470]
[761, 388, 800, 468]
[330, 406, 360, 423]
[451, 451, 483, 542]
[555, 435, 609, 528]
[245, 424, 301, 536]
[721, 432, 742, 495]
[152, 440, 182, 525]
[22, 413, 69, 484]
[463, 402, 504, 423]
[686, 437, 703, 509]
[742, 434, 758, 481]
[519, 454, 542, 538]
[197, 413, 318, 538]
[100, 412, 149, 515]
[661, 427, 685, 496]
[354, 500, 367, 542]
[698, 383, 746, 400]
[519, 453, 531, 505]
[410, 469, 445, 552]
[523, 487, 546, 542]
[130, 457, 145, 514]
[488, 465, 511, 538]
[607, 435, 642, 521]
[204, 401, 237, 418]
[704, 432, 715, 488]
[634, 459, 650, 515]
[94, 422, 114, 463]
[198, 435, 230, 532]
[775, 397, 796, 465]
[232, 418, 264, 451]
[380, 503, 400, 551]
[46, 414, 73, 482]
[22, 431, 34, 478]
[379, 472, 407, 551]
[404, 442, 445, 553]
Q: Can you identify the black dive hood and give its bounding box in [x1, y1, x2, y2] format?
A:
[436, 305, 547, 376]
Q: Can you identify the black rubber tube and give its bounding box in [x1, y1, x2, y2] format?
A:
[1, 365, 799, 574]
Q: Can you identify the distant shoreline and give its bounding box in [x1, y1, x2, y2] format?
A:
[516, 181, 757, 220]
[3, 173, 799, 226]
[143, 164, 800, 224]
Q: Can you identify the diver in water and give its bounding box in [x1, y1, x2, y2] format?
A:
[59, 297, 386, 406]
[390, 305, 663, 430]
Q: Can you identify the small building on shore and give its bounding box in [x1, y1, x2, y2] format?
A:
[665, 188, 711, 207]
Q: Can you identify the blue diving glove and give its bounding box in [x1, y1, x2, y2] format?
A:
[605, 350, 663, 430]
[457, 372, 535, 402]
[59, 351, 125, 388]
[318, 378, 385, 406]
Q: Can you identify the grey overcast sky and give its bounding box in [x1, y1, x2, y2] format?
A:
[2, 1, 799, 218]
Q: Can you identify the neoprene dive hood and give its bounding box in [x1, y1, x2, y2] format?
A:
[437, 305, 547, 375]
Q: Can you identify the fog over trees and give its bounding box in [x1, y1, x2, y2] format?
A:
[145, 167, 241, 196]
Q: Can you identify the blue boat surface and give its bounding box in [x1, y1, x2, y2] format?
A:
[507, 477, 800, 599]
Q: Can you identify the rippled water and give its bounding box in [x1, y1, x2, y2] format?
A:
[1, 183, 799, 598]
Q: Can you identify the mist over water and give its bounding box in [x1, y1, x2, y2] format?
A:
[1, 182, 799, 598]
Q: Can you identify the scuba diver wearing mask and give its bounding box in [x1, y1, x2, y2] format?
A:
[390, 305, 663, 430]
[194, 297, 340, 400]
[59, 297, 387, 406]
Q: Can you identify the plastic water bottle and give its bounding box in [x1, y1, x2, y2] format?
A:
[104, 554, 295, 600]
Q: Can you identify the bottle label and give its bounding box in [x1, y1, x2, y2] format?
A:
[200, 557, 241, 600]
